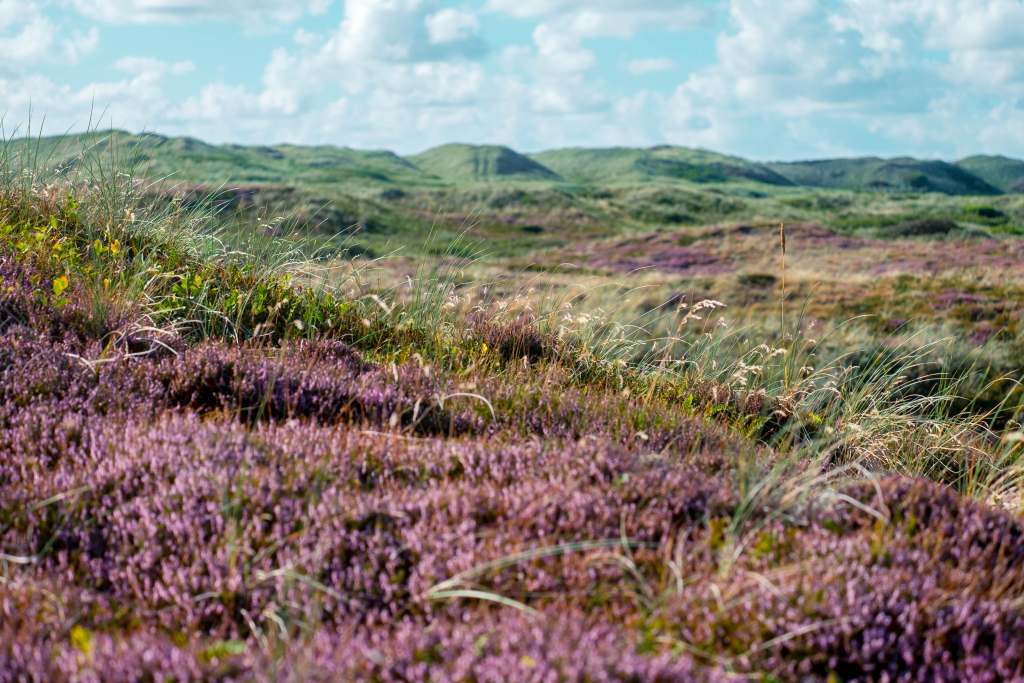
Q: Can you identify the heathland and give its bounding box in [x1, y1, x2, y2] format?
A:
[2, 129, 1023, 680]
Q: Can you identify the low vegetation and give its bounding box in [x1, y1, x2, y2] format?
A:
[2, 132, 1024, 680]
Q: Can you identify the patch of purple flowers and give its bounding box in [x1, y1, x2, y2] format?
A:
[3, 246, 1024, 681]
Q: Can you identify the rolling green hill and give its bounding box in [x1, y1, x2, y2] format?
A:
[531, 145, 794, 186]
[956, 155, 1024, 193]
[11, 130, 1021, 197]
[408, 143, 560, 182]
[8, 130, 430, 187]
[6, 129, 1024, 258]
[767, 157, 1001, 195]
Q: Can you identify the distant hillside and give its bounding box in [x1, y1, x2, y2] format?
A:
[956, 155, 1024, 193]
[409, 143, 560, 182]
[768, 157, 1001, 195]
[531, 146, 793, 186]
[10, 130, 429, 187]
[6, 130, 1021, 197]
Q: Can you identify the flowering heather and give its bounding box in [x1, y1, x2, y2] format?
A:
[657, 478, 1024, 680]
[4, 198, 1024, 681]
[2, 603, 723, 682]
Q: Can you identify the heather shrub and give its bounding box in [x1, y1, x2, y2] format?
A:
[468, 310, 556, 363]
[658, 478, 1024, 680]
[3, 138, 1024, 681]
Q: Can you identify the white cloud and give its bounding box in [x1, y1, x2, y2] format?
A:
[0, 0, 99, 66]
[68, 0, 331, 25]
[327, 0, 483, 62]
[426, 8, 479, 45]
[628, 58, 675, 75]
[662, 0, 956, 157]
[163, 0, 491, 143]
[63, 27, 100, 64]
[175, 82, 261, 121]
[0, 13, 54, 63]
[507, 1, 706, 84]
[532, 23, 594, 73]
[820, 0, 1024, 94]
[487, 0, 703, 23]
[0, 55, 198, 138]
[329, 0, 424, 61]
[485, 0, 570, 17]
[651, 0, 1024, 158]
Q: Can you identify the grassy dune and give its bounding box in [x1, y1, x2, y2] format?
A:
[12, 131, 1024, 262]
[2, 136, 1024, 680]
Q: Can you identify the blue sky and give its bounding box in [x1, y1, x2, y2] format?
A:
[3, 0, 1024, 159]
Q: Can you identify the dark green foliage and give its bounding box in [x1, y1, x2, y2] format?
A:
[737, 272, 777, 288]
[779, 193, 855, 210]
[877, 217, 960, 237]
[957, 155, 1024, 193]
[770, 156, 1003, 195]
[963, 204, 1006, 220]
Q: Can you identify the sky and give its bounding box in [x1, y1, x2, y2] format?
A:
[2, 0, 1024, 159]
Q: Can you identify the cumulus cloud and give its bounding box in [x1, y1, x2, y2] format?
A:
[327, 0, 484, 62]
[657, 0, 1024, 157]
[861, 0, 1024, 91]
[62, 27, 100, 64]
[500, 0, 707, 89]
[486, 0, 704, 23]
[532, 23, 595, 74]
[67, 0, 331, 25]
[0, 55, 197, 137]
[167, 0, 490, 147]
[0, 20, 54, 64]
[0, 0, 99, 66]
[426, 8, 479, 45]
[176, 1, 487, 122]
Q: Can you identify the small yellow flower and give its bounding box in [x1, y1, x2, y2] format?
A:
[481, 342, 489, 354]
[52, 275, 69, 296]
[70, 625, 93, 658]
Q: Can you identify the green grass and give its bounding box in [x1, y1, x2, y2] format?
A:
[410, 143, 561, 182]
